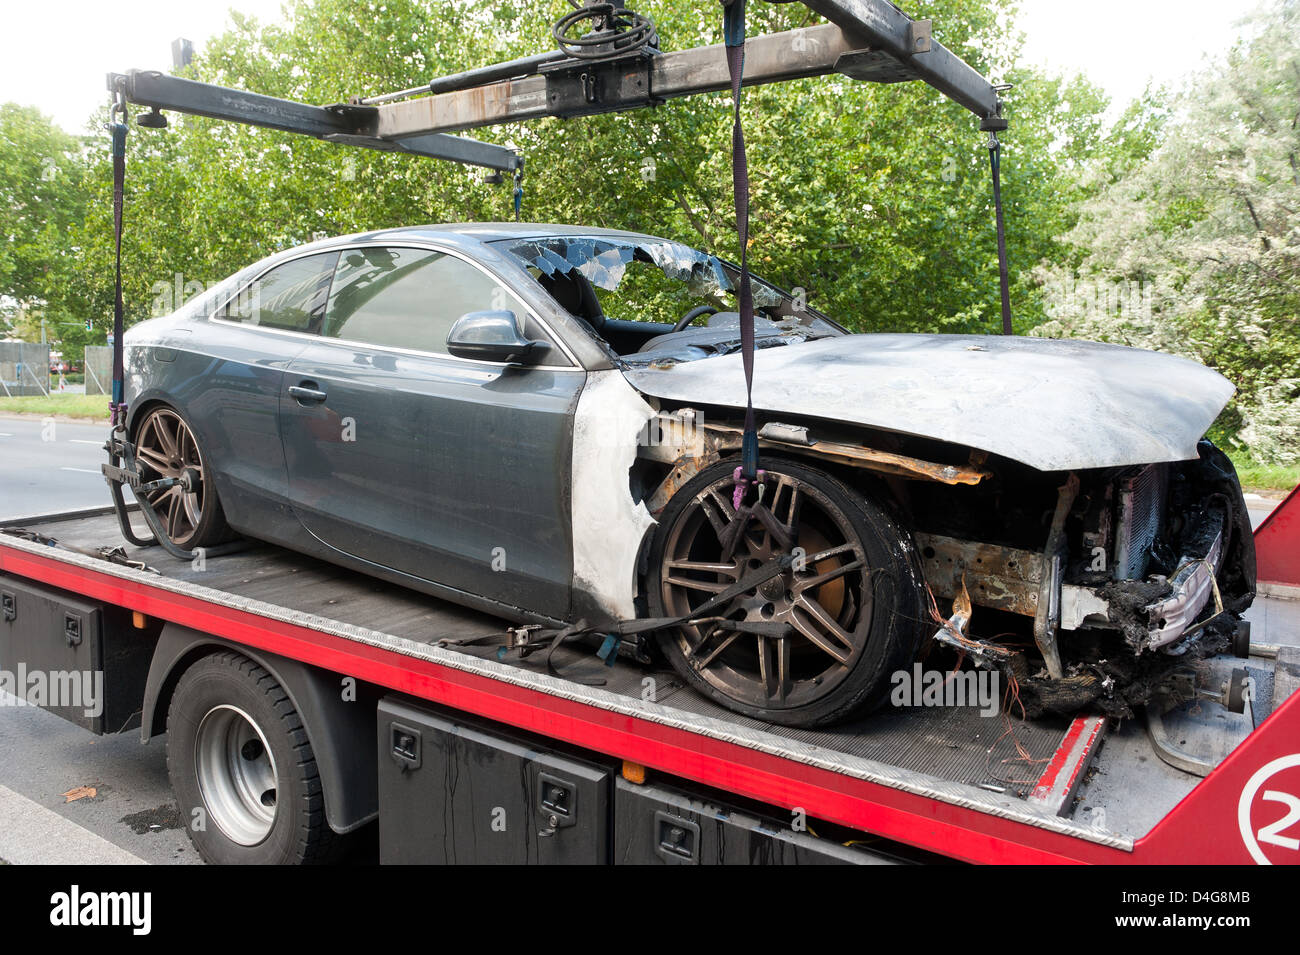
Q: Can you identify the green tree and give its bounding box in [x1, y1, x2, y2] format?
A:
[0, 104, 89, 346]
[1034, 0, 1300, 464]
[50, 0, 1106, 341]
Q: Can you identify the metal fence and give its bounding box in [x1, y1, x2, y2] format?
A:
[0, 342, 50, 397]
[83, 345, 113, 396]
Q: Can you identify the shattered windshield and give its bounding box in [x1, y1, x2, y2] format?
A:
[492, 234, 841, 361]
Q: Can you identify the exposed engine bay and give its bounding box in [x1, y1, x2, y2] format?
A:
[632, 409, 1256, 721]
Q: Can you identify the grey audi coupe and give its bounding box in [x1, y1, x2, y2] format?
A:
[121, 224, 1255, 726]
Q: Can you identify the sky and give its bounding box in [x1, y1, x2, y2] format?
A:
[0, 0, 1259, 134]
[1017, 0, 1251, 114]
[1, 0, 286, 134]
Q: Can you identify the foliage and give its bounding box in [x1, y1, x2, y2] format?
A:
[9, 0, 1109, 344]
[0, 103, 89, 348]
[1031, 0, 1300, 464]
[2, 0, 1294, 464]
[1227, 449, 1300, 493]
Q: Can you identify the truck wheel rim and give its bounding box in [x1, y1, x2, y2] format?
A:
[194, 704, 279, 846]
[134, 407, 206, 547]
[658, 469, 874, 710]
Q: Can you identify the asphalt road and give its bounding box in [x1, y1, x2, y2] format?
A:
[0, 415, 114, 520]
[0, 695, 197, 865]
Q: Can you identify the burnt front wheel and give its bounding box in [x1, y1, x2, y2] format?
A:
[648, 458, 926, 727]
[133, 405, 230, 549]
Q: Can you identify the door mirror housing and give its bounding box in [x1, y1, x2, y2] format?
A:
[446, 310, 549, 364]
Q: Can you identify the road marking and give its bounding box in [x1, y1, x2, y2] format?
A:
[0, 784, 147, 865]
[60, 467, 102, 475]
[0, 433, 12, 437]
[69, 439, 103, 445]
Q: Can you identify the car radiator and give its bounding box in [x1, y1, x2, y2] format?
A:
[1113, 464, 1168, 581]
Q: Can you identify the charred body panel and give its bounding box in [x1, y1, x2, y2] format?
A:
[624, 334, 1235, 472]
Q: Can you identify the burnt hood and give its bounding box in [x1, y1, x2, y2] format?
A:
[622, 333, 1235, 472]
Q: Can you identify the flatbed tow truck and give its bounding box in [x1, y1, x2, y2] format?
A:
[3, 0, 1299, 866]
[1, 500, 1297, 864]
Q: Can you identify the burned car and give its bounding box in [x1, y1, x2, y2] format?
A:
[120, 224, 1255, 727]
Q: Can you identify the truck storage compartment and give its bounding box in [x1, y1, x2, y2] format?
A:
[0, 574, 158, 734]
[377, 696, 614, 864]
[613, 777, 896, 865]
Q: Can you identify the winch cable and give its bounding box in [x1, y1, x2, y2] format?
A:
[722, 0, 760, 486]
[109, 96, 128, 427]
[552, 0, 658, 59]
[987, 130, 1013, 335]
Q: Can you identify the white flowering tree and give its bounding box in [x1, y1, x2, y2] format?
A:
[1033, 0, 1300, 465]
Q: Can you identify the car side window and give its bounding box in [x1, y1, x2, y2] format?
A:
[323, 247, 538, 356]
[217, 252, 337, 333]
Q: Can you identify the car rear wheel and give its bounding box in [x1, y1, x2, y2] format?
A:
[648, 457, 926, 727]
[166, 651, 338, 864]
[133, 405, 230, 549]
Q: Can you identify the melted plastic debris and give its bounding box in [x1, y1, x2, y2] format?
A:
[500, 235, 783, 308]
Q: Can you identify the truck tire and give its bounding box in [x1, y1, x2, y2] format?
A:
[166, 651, 338, 864]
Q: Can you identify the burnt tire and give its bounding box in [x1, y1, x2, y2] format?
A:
[166, 651, 338, 865]
[647, 457, 927, 728]
[132, 404, 231, 550]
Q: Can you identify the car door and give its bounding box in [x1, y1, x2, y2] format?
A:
[187, 250, 338, 534]
[277, 243, 583, 618]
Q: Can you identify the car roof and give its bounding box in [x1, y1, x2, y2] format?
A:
[294, 222, 680, 253]
[222, 223, 708, 309]
[295, 222, 670, 248]
[396, 222, 673, 242]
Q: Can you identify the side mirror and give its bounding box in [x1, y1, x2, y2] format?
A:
[445, 310, 549, 364]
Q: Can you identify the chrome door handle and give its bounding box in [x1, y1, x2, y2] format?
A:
[288, 383, 328, 404]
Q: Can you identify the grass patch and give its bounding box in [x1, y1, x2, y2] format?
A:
[0, 394, 111, 420]
[1228, 450, 1300, 492]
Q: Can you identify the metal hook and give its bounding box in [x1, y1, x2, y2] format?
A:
[109, 84, 129, 122]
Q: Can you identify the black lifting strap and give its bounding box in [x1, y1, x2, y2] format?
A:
[110, 102, 128, 422]
[723, 0, 760, 482]
[987, 131, 1013, 336]
[437, 553, 799, 685]
[102, 97, 246, 563]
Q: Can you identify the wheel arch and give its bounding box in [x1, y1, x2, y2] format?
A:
[141, 623, 378, 834]
[639, 402, 947, 526]
[123, 393, 173, 439]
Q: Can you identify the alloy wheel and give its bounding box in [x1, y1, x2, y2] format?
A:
[657, 468, 875, 710]
[134, 407, 207, 547]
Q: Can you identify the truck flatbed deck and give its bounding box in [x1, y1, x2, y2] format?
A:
[3, 506, 1298, 864]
